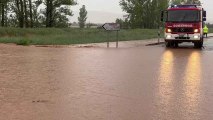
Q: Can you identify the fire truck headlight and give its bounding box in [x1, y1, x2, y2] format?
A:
[167, 35, 172, 39]
[194, 29, 199, 33]
[194, 35, 199, 39]
[167, 29, 172, 33]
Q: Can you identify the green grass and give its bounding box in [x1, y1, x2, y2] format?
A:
[0, 28, 159, 45]
[209, 28, 213, 33]
[16, 39, 32, 46]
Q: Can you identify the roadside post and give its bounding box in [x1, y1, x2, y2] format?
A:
[116, 31, 119, 48]
[157, 27, 163, 44]
[158, 27, 163, 44]
[102, 23, 120, 48]
[107, 31, 110, 48]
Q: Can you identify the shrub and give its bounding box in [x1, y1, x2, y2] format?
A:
[16, 39, 31, 46]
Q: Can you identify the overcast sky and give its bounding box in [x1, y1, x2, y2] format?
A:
[71, 0, 213, 23]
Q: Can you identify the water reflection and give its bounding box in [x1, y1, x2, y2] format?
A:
[156, 49, 202, 119]
[183, 51, 202, 117]
[157, 50, 175, 115]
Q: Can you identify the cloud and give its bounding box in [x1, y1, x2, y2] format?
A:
[70, 11, 124, 23]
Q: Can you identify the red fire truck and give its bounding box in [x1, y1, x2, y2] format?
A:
[161, 4, 206, 48]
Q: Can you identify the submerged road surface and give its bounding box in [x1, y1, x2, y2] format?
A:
[1, 38, 213, 120]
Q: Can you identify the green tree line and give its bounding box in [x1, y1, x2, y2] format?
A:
[0, 0, 76, 28]
[0, 0, 202, 29]
[118, 0, 201, 29]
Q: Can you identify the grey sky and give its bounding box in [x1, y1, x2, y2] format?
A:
[201, 0, 213, 23]
[71, 0, 213, 23]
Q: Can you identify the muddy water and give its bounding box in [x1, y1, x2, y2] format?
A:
[1, 43, 213, 120]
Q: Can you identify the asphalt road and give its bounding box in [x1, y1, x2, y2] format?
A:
[1, 37, 213, 120]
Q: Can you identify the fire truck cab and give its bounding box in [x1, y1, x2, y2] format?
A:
[161, 4, 207, 48]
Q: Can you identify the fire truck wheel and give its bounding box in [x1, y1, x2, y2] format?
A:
[166, 42, 172, 47]
[194, 41, 203, 48]
[166, 41, 177, 48]
[174, 42, 179, 47]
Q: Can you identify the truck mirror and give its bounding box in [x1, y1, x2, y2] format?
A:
[203, 11, 206, 18]
[161, 11, 164, 21]
[203, 17, 206, 21]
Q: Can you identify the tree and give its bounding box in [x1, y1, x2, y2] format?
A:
[0, 0, 9, 27]
[44, 0, 77, 27]
[13, 0, 25, 28]
[0, 0, 77, 28]
[32, 0, 43, 27]
[171, 0, 183, 4]
[115, 18, 129, 29]
[23, 0, 29, 27]
[78, 5, 87, 28]
[29, 0, 33, 27]
[53, 6, 73, 27]
[171, 0, 201, 4]
[119, 0, 169, 29]
[185, 0, 201, 5]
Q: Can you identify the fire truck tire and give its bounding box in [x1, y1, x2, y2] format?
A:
[166, 41, 177, 48]
[194, 40, 203, 48]
[166, 42, 172, 47]
[174, 42, 179, 47]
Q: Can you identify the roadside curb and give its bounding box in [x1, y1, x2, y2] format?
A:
[146, 42, 165, 46]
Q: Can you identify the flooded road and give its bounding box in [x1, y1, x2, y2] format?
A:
[1, 38, 213, 120]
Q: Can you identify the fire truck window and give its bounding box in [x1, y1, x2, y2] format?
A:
[168, 10, 200, 22]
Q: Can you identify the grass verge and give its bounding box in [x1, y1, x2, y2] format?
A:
[209, 28, 213, 33]
[0, 28, 159, 45]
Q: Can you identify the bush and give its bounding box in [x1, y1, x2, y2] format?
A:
[16, 39, 31, 46]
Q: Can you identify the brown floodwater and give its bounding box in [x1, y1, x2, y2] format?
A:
[1, 40, 213, 120]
